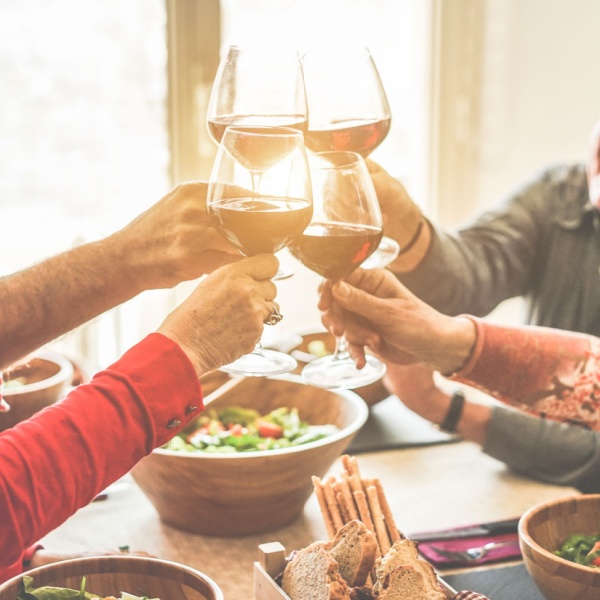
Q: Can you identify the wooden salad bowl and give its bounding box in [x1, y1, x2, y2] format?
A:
[131, 374, 368, 537]
[0, 351, 73, 432]
[0, 555, 223, 600]
[519, 494, 600, 600]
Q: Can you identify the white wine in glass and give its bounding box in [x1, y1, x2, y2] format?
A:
[288, 151, 386, 389]
[301, 44, 399, 269]
[207, 125, 313, 377]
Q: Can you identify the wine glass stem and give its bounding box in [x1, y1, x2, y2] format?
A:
[332, 336, 351, 362]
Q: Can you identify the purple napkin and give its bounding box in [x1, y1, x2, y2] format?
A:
[418, 532, 521, 568]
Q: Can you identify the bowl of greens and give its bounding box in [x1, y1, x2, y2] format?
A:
[131, 374, 368, 536]
[0, 555, 223, 600]
[519, 494, 600, 600]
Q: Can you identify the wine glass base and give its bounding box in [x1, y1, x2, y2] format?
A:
[301, 354, 386, 389]
[362, 236, 400, 269]
[273, 262, 295, 280]
[220, 348, 297, 377]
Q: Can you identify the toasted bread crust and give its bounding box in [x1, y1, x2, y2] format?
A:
[324, 520, 378, 587]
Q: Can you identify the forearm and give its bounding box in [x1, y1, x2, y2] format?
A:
[452, 317, 600, 430]
[484, 406, 600, 492]
[0, 333, 202, 570]
[0, 234, 145, 368]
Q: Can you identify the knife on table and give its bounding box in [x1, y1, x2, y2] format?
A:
[407, 517, 521, 543]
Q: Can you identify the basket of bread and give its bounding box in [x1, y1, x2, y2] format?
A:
[254, 455, 491, 600]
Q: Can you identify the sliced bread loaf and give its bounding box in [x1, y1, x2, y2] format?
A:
[282, 542, 352, 600]
[377, 565, 446, 600]
[324, 519, 378, 587]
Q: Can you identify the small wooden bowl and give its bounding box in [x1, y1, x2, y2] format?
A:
[287, 327, 389, 407]
[0, 352, 73, 432]
[519, 494, 600, 600]
[0, 555, 223, 600]
[131, 374, 368, 537]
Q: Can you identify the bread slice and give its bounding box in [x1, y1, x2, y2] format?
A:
[377, 565, 446, 600]
[374, 538, 445, 599]
[324, 520, 378, 587]
[282, 542, 352, 600]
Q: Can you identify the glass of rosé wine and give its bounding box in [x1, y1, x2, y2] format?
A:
[287, 151, 386, 389]
[207, 45, 308, 279]
[301, 44, 399, 269]
[207, 125, 313, 377]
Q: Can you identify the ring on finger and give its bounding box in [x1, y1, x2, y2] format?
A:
[265, 302, 283, 326]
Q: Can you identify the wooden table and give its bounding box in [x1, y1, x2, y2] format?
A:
[40, 441, 578, 599]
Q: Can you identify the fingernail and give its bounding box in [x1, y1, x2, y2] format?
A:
[335, 282, 350, 297]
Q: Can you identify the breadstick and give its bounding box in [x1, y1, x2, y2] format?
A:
[335, 478, 359, 521]
[366, 484, 391, 554]
[352, 489, 375, 534]
[323, 477, 345, 532]
[336, 491, 350, 523]
[374, 478, 401, 542]
[347, 473, 364, 495]
[312, 476, 336, 539]
[344, 454, 362, 480]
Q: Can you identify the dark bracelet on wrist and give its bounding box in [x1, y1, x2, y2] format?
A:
[437, 390, 465, 433]
[397, 217, 425, 256]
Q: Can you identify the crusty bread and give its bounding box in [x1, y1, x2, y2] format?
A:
[282, 542, 352, 600]
[377, 565, 446, 600]
[374, 539, 445, 599]
[324, 520, 378, 587]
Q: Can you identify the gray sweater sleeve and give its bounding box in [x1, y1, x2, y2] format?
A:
[483, 406, 600, 493]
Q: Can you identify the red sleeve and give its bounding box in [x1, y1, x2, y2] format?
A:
[0, 333, 203, 582]
[451, 317, 600, 430]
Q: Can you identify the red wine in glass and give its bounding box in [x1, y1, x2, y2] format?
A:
[208, 196, 313, 256]
[305, 117, 391, 157]
[288, 222, 383, 280]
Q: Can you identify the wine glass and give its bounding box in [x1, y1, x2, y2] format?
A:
[207, 125, 313, 377]
[207, 45, 308, 279]
[301, 44, 399, 269]
[287, 151, 386, 389]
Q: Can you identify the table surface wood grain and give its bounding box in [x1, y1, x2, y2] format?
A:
[40, 441, 578, 600]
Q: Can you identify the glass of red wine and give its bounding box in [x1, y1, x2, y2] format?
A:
[207, 45, 308, 279]
[288, 151, 386, 389]
[207, 125, 313, 377]
[301, 44, 400, 269]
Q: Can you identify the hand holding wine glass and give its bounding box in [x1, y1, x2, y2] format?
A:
[301, 44, 399, 269]
[207, 125, 313, 377]
[287, 151, 386, 389]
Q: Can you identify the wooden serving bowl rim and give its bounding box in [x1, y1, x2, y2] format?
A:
[0, 555, 224, 600]
[519, 493, 600, 575]
[154, 373, 368, 460]
[3, 351, 73, 396]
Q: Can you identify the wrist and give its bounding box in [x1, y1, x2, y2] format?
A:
[436, 390, 465, 433]
[432, 316, 477, 376]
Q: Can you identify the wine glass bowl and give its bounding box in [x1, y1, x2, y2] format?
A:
[301, 44, 396, 270]
[288, 151, 386, 389]
[301, 44, 391, 157]
[207, 45, 307, 145]
[207, 125, 313, 377]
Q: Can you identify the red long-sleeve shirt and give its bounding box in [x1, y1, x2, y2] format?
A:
[0, 333, 203, 583]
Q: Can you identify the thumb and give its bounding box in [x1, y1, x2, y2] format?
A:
[332, 281, 386, 318]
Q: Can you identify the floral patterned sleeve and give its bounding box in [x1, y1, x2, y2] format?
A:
[452, 316, 600, 431]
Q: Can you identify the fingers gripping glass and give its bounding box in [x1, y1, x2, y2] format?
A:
[288, 151, 386, 389]
[207, 125, 313, 377]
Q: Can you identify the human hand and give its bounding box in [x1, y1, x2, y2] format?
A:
[111, 181, 241, 290]
[365, 159, 423, 247]
[383, 363, 450, 424]
[157, 254, 279, 375]
[319, 268, 476, 374]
